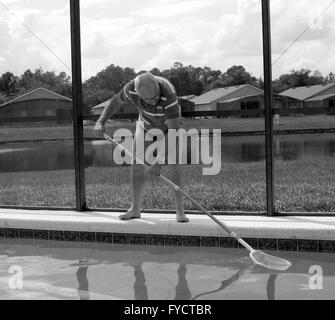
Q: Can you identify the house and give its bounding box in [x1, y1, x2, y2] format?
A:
[92, 97, 195, 116]
[0, 87, 72, 124]
[178, 97, 195, 113]
[279, 83, 335, 112]
[92, 99, 111, 116]
[190, 84, 266, 117]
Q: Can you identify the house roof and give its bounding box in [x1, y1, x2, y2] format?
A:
[179, 95, 197, 100]
[0, 87, 72, 108]
[279, 83, 335, 101]
[190, 85, 263, 105]
[305, 93, 335, 102]
[218, 94, 264, 104]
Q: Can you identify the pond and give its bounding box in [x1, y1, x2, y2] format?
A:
[0, 133, 334, 172]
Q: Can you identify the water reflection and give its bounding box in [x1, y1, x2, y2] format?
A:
[192, 269, 247, 300]
[175, 264, 192, 300]
[5, 241, 335, 300]
[74, 262, 194, 300]
[0, 142, 79, 172]
[132, 263, 148, 300]
[1, 133, 335, 172]
[73, 261, 271, 300]
[267, 274, 278, 300]
[76, 261, 89, 300]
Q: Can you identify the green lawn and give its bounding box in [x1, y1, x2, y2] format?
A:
[1, 158, 334, 213]
[1, 115, 334, 213]
[0, 115, 334, 143]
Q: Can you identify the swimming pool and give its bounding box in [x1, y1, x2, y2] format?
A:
[0, 239, 334, 300]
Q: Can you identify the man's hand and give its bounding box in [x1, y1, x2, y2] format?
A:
[147, 163, 163, 176]
[94, 121, 105, 137]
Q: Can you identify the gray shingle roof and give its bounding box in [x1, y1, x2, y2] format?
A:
[218, 94, 264, 104]
[279, 83, 335, 101]
[190, 85, 263, 104]
[0, 87, 72, 108]
[305, 93, 335, 101]
[179, 95, 197, 100]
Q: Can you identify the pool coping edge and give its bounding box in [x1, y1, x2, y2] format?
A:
[1, 209, 335, 253]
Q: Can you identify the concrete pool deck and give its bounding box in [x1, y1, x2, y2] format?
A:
[0, 208, 335, 252]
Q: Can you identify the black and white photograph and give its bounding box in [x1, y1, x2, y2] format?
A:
[0, 0, 335, 306]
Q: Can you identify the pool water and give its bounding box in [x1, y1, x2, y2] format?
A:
[0, 239, 334, 300]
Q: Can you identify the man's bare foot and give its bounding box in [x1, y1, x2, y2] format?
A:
[176, 214, 189, 223]
[119, 209, 141, 221]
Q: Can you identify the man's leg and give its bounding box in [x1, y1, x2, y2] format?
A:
[169, 164, 189, 223]
[119, 122, 146, 220]
[119, 164, 146, 220]
[166, 129, 189, 223]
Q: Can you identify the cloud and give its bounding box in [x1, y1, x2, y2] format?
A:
[270, 0, 335, 76]
[83, 32, 111, 59]
[80, 0, 118, 10]
[140, 41, 203, 71]
[1, 0, 335, 81]
[286, 57, 317, 71]
[115, 23, 176, 48]
[132, 0, 213, 18]
[0, 1, 71, 75]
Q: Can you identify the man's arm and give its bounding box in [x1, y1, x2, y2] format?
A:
[94, 85, 133, 137]
[97, 95, 122, 125]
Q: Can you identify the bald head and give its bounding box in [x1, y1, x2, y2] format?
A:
[135, 72, 160, 106]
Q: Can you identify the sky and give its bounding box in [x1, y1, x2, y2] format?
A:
[0, 0, 335, 81]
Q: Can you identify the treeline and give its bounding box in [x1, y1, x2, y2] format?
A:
[82, 63, 260, 107]
[0, 68, 72, 106]
[1, 63, 334, 110]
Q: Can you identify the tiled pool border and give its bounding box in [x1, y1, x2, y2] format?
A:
[1, 227, 334, 253]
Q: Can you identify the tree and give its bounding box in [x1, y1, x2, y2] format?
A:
[0, 93, 6, 105]
[223, 65, 257, 86]
[150, 68, 163, 76]
[19, 69, 36, 90]
[308, 70, 325, 86]
[172, 62, 184, 69]
[82, 65, 136, 111]
[325, 72, 335, 83]
[83, 87, 114, 110]
[16, 68, 72, 98]
[185, 65, 205, 95]
[161, 63, 204, 96]
[273, 69, 326, 93]
[84, 64, 136, 96]
[163, 65, 190, 96]
[257, 77, 264, 90]
[0, 72, 18, 98]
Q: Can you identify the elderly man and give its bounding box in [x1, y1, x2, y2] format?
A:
[94, 72, 189, 223]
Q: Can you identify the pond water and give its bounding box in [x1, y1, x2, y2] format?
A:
[0, 133, 335, 172]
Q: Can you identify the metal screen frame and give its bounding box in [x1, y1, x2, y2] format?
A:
[2, 0, 334, 217]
